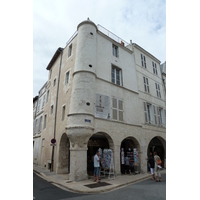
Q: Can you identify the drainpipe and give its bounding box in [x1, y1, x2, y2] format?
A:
[51, 48, 63, 172]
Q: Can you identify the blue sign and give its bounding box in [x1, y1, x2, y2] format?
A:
[85, 119, 91, 123]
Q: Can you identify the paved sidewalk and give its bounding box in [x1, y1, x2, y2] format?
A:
[33, 164, 166, 194]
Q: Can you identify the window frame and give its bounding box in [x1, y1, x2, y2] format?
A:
[62, 105, 66, 121]
[141, 54, 147, 68]
[65, 71, 70, 85]
[68, 44, 72, 57]
[112, 44, 118, 57]
[111, 65, 123, 86]
[155, 83, 161, 98]
[112, 97, 123, 121]
[43, 114, 47, 129]
[152, 61, 158, 75]
[143, 76, 150, 93]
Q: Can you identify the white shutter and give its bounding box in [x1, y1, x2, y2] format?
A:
[157, 107, 161, 125]
[143, 102, 148, 123]
[112, 109, 117, 120]
[150, 105, 154, 124]
[118, 100, 123, 121]
[153, 105, 157, 125]
[161, 109, 166, 126]
[112, 97, 118, 120]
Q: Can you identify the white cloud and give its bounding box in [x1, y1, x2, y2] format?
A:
[33, 0, 166, 96]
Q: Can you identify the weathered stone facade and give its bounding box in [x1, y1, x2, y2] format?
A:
[33, 19, 166, 181]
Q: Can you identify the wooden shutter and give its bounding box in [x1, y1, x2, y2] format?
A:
[112, 109, 117, 120]
[141, 54, 143, 66]
[157, 107, 161, 125]
[118, 100, 123, 121]
[146, 78, 149, 93]
[143, 102, 148, 123]
[153, 105, 157, 125]
[112, 97, 118, 120]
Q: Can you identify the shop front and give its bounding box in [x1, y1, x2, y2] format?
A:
[87, 132, 114, 176]
[147, 136, 166, 169]
[120, 137, 140, 174]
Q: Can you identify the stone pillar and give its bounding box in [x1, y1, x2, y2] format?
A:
[66, 127, 94, 181]
[69, 146, 88, 181]
[113, 144, 121, 175]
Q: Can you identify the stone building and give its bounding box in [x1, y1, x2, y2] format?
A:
[33, 19, 166, 181]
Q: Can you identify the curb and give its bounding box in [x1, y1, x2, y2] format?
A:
[33, 168, 166, 194]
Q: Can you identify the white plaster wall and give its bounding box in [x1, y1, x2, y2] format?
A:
[96, 34, 138, 93]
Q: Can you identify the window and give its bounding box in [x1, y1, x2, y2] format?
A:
[111, 65, 122, 86]
[46, 90, 49, 103]
[158, 107, 166, 126]
[143, 76, 150, 93]
[37, 98, 41, 112]
[112, 44, 118, 57]
[53, 78, 56, 87]
[62, 105, 66, 121]
[38, 116, 43, 132]
[42, 94, 46, 108]
[155, 83, 161, 98]
[152, 62, 158, 75]
[51, 105, 54, 114]
[68, 44, 72, 57]
[112, 97, 123, 121]
[141, 54, 146, 68]
[143, 102, 153, 123]
[65, 71, 70, 85]
[43, 114, 47, 129]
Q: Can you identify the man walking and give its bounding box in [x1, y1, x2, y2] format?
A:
[93, 150, 100, 183]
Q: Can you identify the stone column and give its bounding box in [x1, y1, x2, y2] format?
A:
[69, 146, 88, 181]
[113, 144, 121, 175]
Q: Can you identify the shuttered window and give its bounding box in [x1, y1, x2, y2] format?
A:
[155, 83, 161, 98]
[38, 116, 43, 132]
[141, 54, 146, 68]
[43, 115, 47, 129]
[143, 102, 148, 123]
[46, 90, 49, 103]
[112, 97, 123, 121]
[42, 94, 46, 108]
[152, 61, 158, 75]
[143, 76, 150, 93]
[153, 105, 157, 125]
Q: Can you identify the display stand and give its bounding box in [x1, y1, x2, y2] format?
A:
[99, 149, 115, 180]
[108, 154, 115, 180]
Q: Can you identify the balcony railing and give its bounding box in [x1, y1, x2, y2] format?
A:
[97, 24, 130, 47]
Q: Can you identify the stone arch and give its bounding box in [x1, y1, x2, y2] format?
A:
[147, 136, 166, 168]
[120, 136, 141, 174]
[87, 132, 114, 175]
[57, 133, 70, 174]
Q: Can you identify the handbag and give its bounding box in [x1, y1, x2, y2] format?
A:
[157, 158, 162, 165]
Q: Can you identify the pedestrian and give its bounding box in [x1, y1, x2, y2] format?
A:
[125, 153, 131, 174]
[154, 151, 162, 182]
[148, 152, 155, 180]
[93, 150, 100, 183]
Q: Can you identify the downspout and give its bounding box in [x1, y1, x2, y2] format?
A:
[51, 48, 63, 172]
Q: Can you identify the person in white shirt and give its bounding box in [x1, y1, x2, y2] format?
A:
[93, 150, 100, 183]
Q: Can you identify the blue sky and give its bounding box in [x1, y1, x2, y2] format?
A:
[33, 0, 166, 96]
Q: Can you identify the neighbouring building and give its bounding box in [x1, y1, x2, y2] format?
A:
[33, 18, 166, 181]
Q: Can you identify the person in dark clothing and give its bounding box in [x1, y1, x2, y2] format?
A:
[149, 152, 155, 180]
